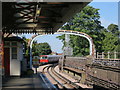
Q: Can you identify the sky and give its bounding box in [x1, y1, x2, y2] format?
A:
[89, 1, 118, 28]
[23, 1, 119, 53]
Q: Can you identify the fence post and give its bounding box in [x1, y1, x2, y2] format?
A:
[102, 52, 104, 59]
[108, 51, 110, 59]
[97, 52, 98, 58]
[94, 51, 96, 58]
[114, 51, 117, 59]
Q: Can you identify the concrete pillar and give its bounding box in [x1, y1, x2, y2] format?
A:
[64, 34, 73, 56]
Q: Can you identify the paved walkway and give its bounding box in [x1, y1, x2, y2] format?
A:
[2, 73, 57, 90]
[2, 64, 92, 90]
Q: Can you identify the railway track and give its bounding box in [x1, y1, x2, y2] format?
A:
[42, 64, 84, 90]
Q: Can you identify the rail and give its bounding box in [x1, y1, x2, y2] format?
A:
[86, 64, 120, 73]
[43, 64, 84, 89]
[93, 58, 120, 68]
[47, 65, 65, 88]
[87, 74, 120, 90]
[51, 66, 82, 89]
[42, 64, 66, 89]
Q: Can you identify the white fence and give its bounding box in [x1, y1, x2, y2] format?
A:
[96, 52, 120, 59]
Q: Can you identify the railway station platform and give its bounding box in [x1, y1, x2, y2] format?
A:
[2, 73, 57, 90]
[2, 64, 92, 90]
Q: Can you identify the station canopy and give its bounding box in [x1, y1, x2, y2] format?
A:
[2, 1, 91, 34]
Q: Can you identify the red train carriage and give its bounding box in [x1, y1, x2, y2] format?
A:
[39, 55, 62, 65]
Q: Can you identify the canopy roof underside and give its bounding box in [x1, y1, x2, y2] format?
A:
[2, 2, 91, 34]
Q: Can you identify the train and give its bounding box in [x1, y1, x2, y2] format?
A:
[39, 55, 63, 65]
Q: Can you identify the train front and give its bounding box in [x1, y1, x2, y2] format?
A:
[39, 55, 49, 65]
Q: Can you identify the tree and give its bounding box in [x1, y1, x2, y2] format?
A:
[20, 35, 52, 56]
[57, 5, 104, 56]
[107, 24, 119, 36]
[32, 42, 52, 56]
[101, 24, 119, 52]
[101, 31, 119, 52]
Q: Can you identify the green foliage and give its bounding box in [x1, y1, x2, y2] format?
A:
[57, 5, 119, 57]
[69, 35, 89, 56]
[32, 42, 52, 56]
[107, 24, 119, 36]
[20, 36, 52, 57]
[101, 29, 119, 52]
[58, 6, 104, 56]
